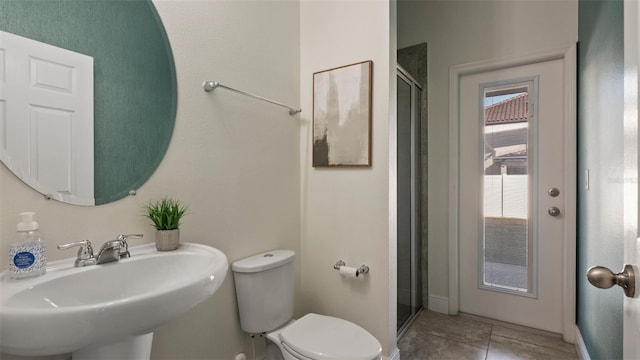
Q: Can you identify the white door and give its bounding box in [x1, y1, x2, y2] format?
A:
[588, 2, 640, 355]
[0, 31, 94, 205]
[457, 57, 570, 333]
[623, 1, 639, 357]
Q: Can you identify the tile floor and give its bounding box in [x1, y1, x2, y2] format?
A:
[398, 310, 579, 360]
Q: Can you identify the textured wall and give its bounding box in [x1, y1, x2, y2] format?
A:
[0, 0, 176, 205]
[577, 0, 624, 357]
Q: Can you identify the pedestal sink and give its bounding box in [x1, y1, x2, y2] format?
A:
[0, 242, 228, 358]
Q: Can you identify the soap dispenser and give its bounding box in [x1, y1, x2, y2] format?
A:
[8, 212, 47, 279]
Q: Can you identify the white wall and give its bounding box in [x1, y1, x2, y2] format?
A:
[0, 1, 300, 359]
[299, 0, 396, 356]
[397, 0, 578, 309]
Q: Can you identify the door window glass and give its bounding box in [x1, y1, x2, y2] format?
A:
[481, 83, 534, 295]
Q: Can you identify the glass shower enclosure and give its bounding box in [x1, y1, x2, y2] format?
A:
[397, 66, 423, 334]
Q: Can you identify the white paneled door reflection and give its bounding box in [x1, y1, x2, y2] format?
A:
[0, 30, 94, 205]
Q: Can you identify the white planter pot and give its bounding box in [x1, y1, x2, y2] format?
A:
[155, 229, 180, 251]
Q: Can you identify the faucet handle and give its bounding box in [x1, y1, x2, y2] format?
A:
[57, 239, 94, 256]
[57, 240, 96, 267]
[115, 234, 143, 258]
[116, 234, 143, 241]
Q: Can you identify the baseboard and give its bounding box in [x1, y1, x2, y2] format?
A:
[428, 295, 448, 314]
[575, 326, 591, 360]
[384, 347, 401, 360]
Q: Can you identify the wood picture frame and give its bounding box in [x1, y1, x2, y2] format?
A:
[313, 60, 372, 167]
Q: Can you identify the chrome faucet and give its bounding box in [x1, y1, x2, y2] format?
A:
[114, 234, 143, 259]
[57, 240, 97, 267]
[95, 239, 125, 264]
[57, 234, 143, 267]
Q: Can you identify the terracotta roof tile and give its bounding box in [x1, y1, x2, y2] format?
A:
[485, 93, 528, 125]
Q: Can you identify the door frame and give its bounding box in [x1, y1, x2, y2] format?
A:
[623, 0, 639, 357]
[448, 45, 577, 342]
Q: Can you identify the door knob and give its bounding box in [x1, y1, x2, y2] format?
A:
[586, 264, 636, 298]
[548, 207, 561, 217]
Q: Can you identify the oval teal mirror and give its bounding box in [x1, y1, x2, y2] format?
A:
[0, 0, 177, 205]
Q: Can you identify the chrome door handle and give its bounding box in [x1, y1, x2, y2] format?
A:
[587, 264, 636, 298]
[548, 207, 561, 217]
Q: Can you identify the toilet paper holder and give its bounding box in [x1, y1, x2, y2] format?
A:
[333, 260, 370, 276]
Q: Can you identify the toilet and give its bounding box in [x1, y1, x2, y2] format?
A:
[232, 250, 382, 360]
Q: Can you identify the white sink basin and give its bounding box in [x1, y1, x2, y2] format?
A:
[0, 242, 228, 357]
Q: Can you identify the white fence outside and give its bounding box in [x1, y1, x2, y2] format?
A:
[484, 175, 528, 218]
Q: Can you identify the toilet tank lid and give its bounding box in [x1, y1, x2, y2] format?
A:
[232, 250, 295, 273]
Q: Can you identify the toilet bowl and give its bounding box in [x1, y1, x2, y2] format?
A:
[265, 313, 381, 360]
[232, 250, 382, 360]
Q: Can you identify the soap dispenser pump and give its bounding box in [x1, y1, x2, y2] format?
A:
[8, 212, 47, 279]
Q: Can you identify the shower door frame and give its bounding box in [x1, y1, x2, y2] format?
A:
[397, 65, 423, 337]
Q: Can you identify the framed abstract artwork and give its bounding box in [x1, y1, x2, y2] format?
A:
[313, 60, 372, 167]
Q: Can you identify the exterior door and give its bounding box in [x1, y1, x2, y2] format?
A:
[457, 58, 568, 333]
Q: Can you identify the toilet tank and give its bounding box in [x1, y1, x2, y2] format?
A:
[232, 250, 295, 334]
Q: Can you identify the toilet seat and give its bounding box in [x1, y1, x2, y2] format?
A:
[278, 313, 381, 360]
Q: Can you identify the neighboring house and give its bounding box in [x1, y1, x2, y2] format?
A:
[484, 93, 529, 176]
